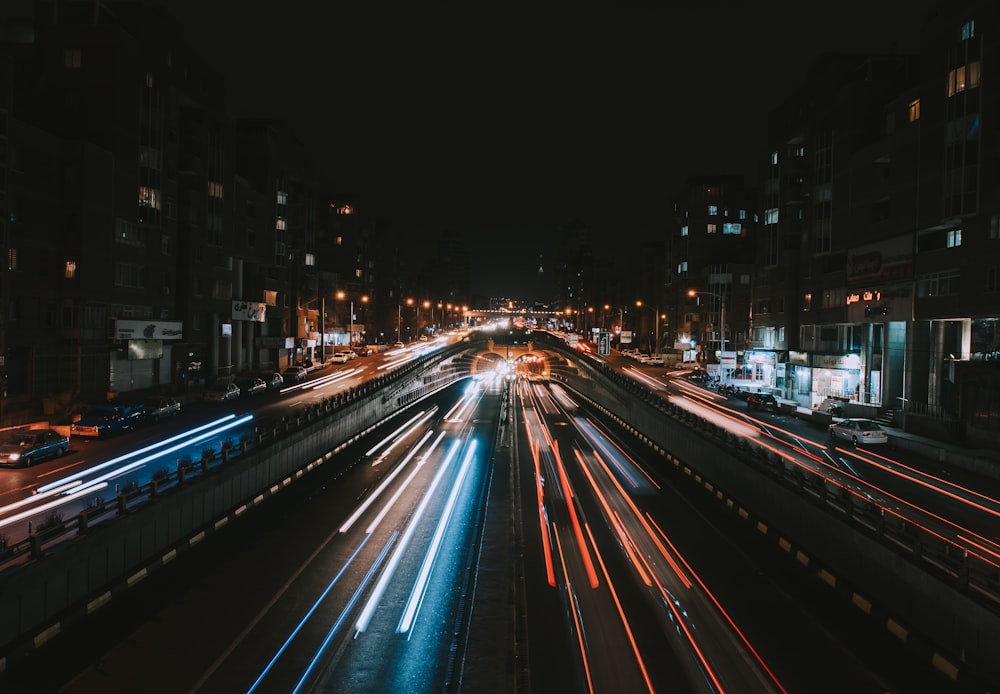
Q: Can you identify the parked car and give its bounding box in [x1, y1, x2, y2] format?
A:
[236, 377, 268, 397]
[0, 429, 69, 468]
[329, 352, 350, 364]
[645, 356, 665, 366]
[828, 418, 889, 446]
[746, 392, 778, 412]
[263, 372, 284, 390]
[71, 401, 146, 437]
[282, 366, 308, 384]
[393, 341, 406, 348]
[353, 346, 373, 357]
[144, 397, 181, 422]
[204, 382, 240, 402]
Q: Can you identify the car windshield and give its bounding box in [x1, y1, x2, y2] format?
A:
[9, 434, 36, 446]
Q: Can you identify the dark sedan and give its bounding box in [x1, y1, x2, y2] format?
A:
[0, 429, 70, 468]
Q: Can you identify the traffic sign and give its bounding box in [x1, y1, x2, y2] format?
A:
[598, 332, 610, 355]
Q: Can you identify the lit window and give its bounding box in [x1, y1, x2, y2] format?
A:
[207, 181, 224, 199]
[764, 208, 779, 225]
[304, 253, 315, 266]
[708, 205, 718, 216]
[968, 60, 981, 89]
[276, 191, 287, 205]
[802, 293, 812, 311]
[680, 225, 689, 236]
[908, 98, 921, 122]
[63, 49, 81, 68]
[8, 249, 17, 271]
[771, 151, 778, 165]
[738, 209, 747, 220]
[264, 290, 278, 306]
[707, 223, 717, 234]
[794, 146, 805, 157]
[947, 228, 962, 248]
[138, 186, 161, 210]
[677, 261, 688, 273]
[276, 218, 287, 231]
[65, 260, 77, 279]
[947, 63, 979, 96]
[961, 20, 975, 40]
[722, 223, 742, 235]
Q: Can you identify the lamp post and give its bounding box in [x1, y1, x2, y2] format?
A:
[636, 300, 660, 355]
[688, 288, 726, 376]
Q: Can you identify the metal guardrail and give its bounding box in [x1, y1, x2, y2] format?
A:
[0, 338, 489, 570]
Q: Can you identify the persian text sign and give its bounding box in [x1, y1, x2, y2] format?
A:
[232, 300, 266, 322]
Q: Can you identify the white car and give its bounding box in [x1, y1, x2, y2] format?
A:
[828, 418, 889, 446]
[329, 352, 350, 364]
[204, 383, 240, 402]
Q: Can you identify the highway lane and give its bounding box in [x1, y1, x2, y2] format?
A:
[9, 374, 505, 694]
[515, 376, 968, 693]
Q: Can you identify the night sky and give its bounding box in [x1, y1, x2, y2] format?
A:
[164, 3, 926, 297]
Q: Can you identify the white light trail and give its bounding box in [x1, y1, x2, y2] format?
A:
[0, 482, 108, 529]
[354, 438, 462, 634]
[35, 414, 238, 495]
[339, 423, 440, 534]
[397, 439, 477, 635]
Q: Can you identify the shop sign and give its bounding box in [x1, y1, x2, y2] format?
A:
[115, 319, 184, 341]
[232, 300, 267, 322]
[811, 353, 861, 369]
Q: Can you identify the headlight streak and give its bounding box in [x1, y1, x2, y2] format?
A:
[397, 439, 478, 635]
[8, 415, 255, 529]
[548, 383, 579, 412]
[551, 528, 596, 694]
[363, 408, 433, 459]
[670, 395, 760, 439]
[51, 415, 254, 496]
[644, 513, 789, 694]
[582, 520, 656, 694]
[246, 533, 376, 694]
[35, 414, 238, 495]
[624, 367, 665, 391]
[364, 430, 441, 534]
[0, 480, 83, 516]
[303, 368, 363, 392]
[355, 438, 462, 635]
[0, 482, 108, 529]
[340, 423, 437, 534]
[289, 533, 399, 694]
[573, 417, 659, 492]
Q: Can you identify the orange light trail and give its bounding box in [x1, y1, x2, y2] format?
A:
[574, 448, 692, 589]
[646, 513, 789, 694]
[553, 529, 595, 694]
[555, 441, 600, 589]
[583, 522, 656, 693]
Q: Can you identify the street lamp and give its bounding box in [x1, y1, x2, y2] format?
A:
[688, 288, 726, 374]
[635, 300, 660, 355]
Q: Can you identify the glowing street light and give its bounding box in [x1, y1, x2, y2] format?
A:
[688, 288, 726, 375]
